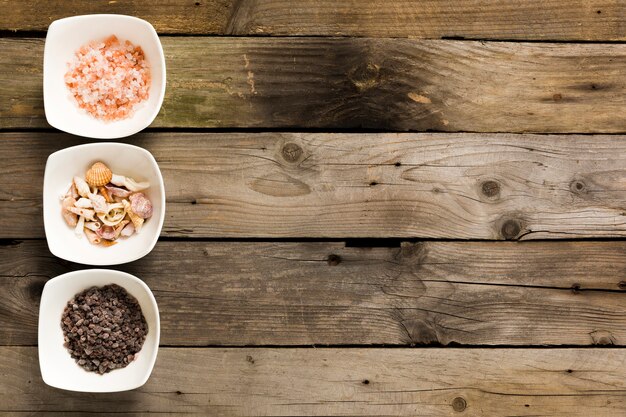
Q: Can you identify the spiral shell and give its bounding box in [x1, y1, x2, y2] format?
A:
[85, 162, 112, 187]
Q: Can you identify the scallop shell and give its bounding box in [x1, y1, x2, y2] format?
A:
[85, 162, 113, 187]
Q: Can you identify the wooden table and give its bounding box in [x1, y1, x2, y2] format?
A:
[2, 1, 626, 415]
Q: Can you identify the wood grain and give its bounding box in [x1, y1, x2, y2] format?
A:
[3, 240, 626, 346]
[2, 0, 625, 41]
[0, 0, 234, 34]
[2, 132, 626, 239]
[2, 38, 626, 132]
[228, 0, 626, 40]
[2, 347, 626, 415]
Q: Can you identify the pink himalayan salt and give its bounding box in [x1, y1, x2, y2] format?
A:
[65, 35, 150, 121]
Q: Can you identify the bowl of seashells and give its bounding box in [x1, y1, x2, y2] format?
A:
[43, 142, 165, 265]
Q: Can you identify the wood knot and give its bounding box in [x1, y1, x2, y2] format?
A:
[348, 62, 380, 92]
[246, 355, 255, 364]
[571, 283, 581, 294]
[589, 330, 616, 345]
[281, 143, 303, 162]
[618, 281, 626, 290]
[570, 179, 586, 194]
[327, 254, 341, 266]
[500, 219, 521, 240]
[481, 180, 500, 199]
[362, 379, 370, 385]
[452, 397, 467, 412]
[553, 93, 563, 101]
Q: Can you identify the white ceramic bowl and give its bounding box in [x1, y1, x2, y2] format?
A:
[39, 269, 160, 392]
[43, 14, 166, 139]
[43, 142, 165, 265]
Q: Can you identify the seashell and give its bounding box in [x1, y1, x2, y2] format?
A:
[99, 186, 112, 203]
[84, 228, 101, 245]
[105, 184, 132, 198]
[62, 196, 78, 227]
[114, 220, 130, 239]
[129, 192, 153, 219]
[74, 198, 93, 208]
[88, 192, 108, 213]
[120, 222, 135, 237]
[97, 204, 126, 226]
[73, 176, 90, 198]
[97, 225, 117, 240]
[75, 215, 85, 238]
[70, 182, 79, 199]
[67, 207, 95, 221]
[123, 200, 144, 232]
[111, 173, 150, 192]
[85, 162, 113, 187]
[97, 220, 130, 241]
[84, 221, 102, 232]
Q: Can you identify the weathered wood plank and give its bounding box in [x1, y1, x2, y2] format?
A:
[2, 347, 626, 415]
[2, 132, 626, 239]
[2, 0, 625, 41]
[2, 38, 626, 132]
[0, 0, 233, 34]
[3, 240, 626, 346]
[228, 0, 626, 40]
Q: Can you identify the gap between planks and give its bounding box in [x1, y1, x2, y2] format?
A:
[2, 240, 626, 347]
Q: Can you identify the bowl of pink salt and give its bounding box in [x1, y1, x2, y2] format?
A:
[44, 15, 166, 139]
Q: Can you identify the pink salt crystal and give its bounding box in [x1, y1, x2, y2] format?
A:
[65, 35, 150, 121]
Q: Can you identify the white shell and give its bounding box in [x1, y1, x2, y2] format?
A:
[111, 173, 150, 192]
[88, 192, 108, 213]
[84, 221, 102, 232]
[74, 198, 93, 208]
[74, 215, 85, 238]
[73, 176, 90, 198]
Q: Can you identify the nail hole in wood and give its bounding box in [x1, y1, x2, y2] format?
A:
[571, 283, 581, 294]
[362, 379, 370, 385]
[570, 179, 586, 194]
[327, 254, 341, 266]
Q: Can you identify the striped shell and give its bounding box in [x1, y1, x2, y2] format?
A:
[85, 162, 112, 187]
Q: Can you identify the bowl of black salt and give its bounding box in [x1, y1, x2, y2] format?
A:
[38, 269, 160, 392]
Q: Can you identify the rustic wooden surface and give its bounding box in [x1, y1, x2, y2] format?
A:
[2, 1, 626, 415]
[2, 240, 626, 347]
[3, 38, 626, 132]
[2, 132, 626, 239]
[2, 347, 626, 416]
[1, 0, 625, 40]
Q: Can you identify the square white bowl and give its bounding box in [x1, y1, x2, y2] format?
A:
[44, 14, 166, 139]
[39, 269, 160, 392]
[43, 142, 165, 265]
